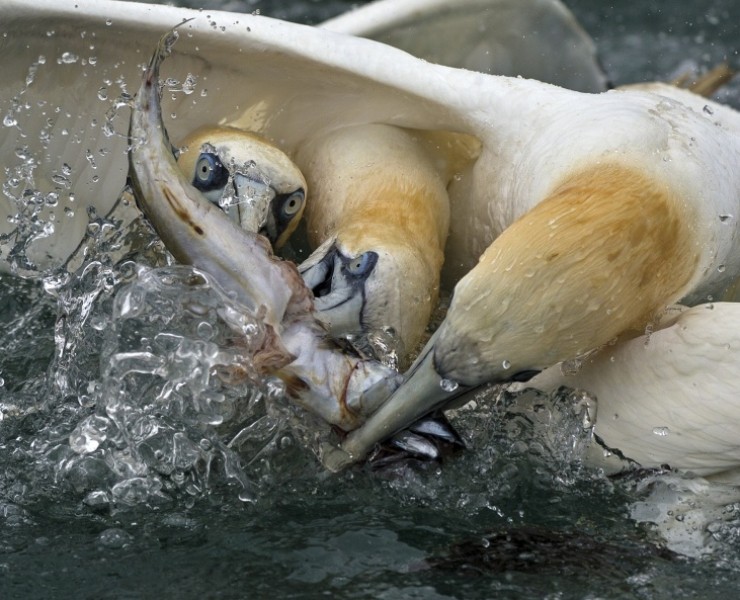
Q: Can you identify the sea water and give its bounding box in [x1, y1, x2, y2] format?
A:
[2, 1, 740, 598]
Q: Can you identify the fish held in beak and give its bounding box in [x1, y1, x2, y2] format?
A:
[127, 26, 309, 331]
[128, 27, 399, 433]
[322, 330, 467, 471]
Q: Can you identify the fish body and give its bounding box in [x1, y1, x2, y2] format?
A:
[128, 29, 399, 429]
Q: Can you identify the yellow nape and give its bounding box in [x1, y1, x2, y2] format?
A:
[339, 174, 450, 249]
[296, 124, 480, 356]
[439, 162, 702, 384]
[298, 124, 470, 250]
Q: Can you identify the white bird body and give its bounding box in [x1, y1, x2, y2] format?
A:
[443, 82, 740, 294]
[333, 81, 740, 469]
[437, 82, 740, 377]
[527, 302, 740, 477]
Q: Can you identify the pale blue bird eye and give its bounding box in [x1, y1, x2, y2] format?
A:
[345, 251, 378, 277]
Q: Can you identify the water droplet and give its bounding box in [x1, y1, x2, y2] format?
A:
[279, 436, 293, 449]
[502, 360, 511, 370]
[57, 51, 79, 65]
[84, 490, 110, 508]
[718, 264, 726, 273]
[439, 378, 459, 393]
[85, 149, 97, 169]
[719, 214, 733, 223]
[89, 314, 107, 331]
[703, 104, 714, 115]
[3, 113, 17, 127]
[265, 378, 285, 400]
[182, 73, 197, 95]
[652, 426, 670, 437]
[97, 86, 108, 100]
[105, 18, 113, 26]
[196, 321, 213, 340]
[238, 489, 255, 503]
[51, 174, 71, 187]
[77, 394, 95, 408]
[98, 528, 133, 549]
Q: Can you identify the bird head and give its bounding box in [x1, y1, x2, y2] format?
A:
[177, 126, 306, 248]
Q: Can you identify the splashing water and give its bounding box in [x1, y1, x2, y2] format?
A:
[6, 266, 323, 509]
[2, 2, 740, 596]
[1, 178, 326, 511]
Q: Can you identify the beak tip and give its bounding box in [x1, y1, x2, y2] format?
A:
[333, 347, 451, 465]
[320, 443, 357, 472]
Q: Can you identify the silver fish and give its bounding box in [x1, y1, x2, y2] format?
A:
[128, 28, 400, 431]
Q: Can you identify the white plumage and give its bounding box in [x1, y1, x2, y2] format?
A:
[2, 0, 740, 485]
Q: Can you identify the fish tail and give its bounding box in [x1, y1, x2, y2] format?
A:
[145, 20, 194, 87]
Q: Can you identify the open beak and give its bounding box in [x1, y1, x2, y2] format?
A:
[299, 239, 378, 336]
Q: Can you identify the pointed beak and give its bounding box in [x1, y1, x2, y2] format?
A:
[231, 172, 278, 244]
[321, 334, 469, 471]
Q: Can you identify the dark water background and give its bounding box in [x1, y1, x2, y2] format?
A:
[1, 1, 740, 598]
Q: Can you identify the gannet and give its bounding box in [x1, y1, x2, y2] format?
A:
[296, 125, 479, 356]
[129, 28, 401, 432]
[176, 127, 306, 249]
[328, 81, 740, 470]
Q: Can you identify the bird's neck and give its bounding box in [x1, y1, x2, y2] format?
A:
[299, 124, 469, 250]
[439, 161, 702, 384]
